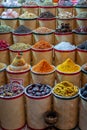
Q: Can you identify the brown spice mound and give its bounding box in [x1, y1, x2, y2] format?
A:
[32, 59, 54, 73]
[33, 40, 52, 49]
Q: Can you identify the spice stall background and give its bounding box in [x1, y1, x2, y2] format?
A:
[0, 0, 87, 129]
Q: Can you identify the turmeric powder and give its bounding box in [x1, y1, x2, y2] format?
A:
[57, 58, 81, 73]
[32, 40, 52, 49]
[32, 59, 54, 73]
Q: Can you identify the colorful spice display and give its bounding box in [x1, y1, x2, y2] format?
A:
[58, 11, 74, 19]
[0, 83, 23, 97]
[55, 23, 72, 33]
[1, 9, 19, 18]
[0, 25, 13, 33]
[0, 40, 9, 50]
[14, 25, 32, 33]
[53, 81, 78, 97]
[39, 11, 55, 18]
[57, 58, 80, 73]
[34, 27, 53, 33]
[26, 84, 51, 97]
[19, 11, 37, 18]
[74, 26, 87, 33]
[32, 40, 52, 49]
[54, 42, 76, 50]
[32, 59, 54, 73]
[9, 43, 30, 51]
[80, 84, 87, 98]
[58, 0, 73, 6]
[77, 40, 87, 50]
[76, 12, 87, 18]
[0, 63, 6, 70]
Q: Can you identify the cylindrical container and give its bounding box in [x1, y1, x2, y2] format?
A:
[76, 18, 87, 27]
[39, 6, 57, 16]
[54, 48, 76, 66]
[0, 48, 10, 65]
[22, 6, 39, 16]
[74, 32, 87, 45]
[57, 6, 74, 15]
[25, 84, 52, 130]
[76, 48, 87, 66]
[79, 89, 87, 130]
[75, 6, 87, 15]
[0, 63, 7, 86]
[33, 32, 54, 45]
[12, 32, 33, 45]
[54, 32, 73, 45]
[19, 18, 37, 30]
[57, 18, 75, 30]
[31, 46, 53, 65]
[56, 69, 81, 87]
[9, 48, 31, 64]
[52, 90, 79, 130]
[0, 85, 25, 130]
[6, 65, 31, 87]
[81, 64, 87, 86]
[0, 32, 13, 46]
[38, 18, 56, 30]
[31, 66, 55, 87]
[1, 18, 19, 29]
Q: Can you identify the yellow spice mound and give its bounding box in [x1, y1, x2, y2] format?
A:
[57, 58, 80, 73]
[33, 59, 54, 73]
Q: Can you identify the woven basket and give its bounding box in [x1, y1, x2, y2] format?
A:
[54, 48, 76, 66]
[38, 18, 56, 30]
[76, 48, 87, 66]
[0, 32, 13, 46]
[19, 18, 37, 30]
[76, 18, 87, 28]
[6, 66, 31, 87]
[54, 32, 74, 45]
[31, 66, 55, 87]
[0, 87, 25, 130]
[0, 6, 4, 15]
[81, 64, 87, 86]
[0, 49, 10, 65]
[25, 84, 52, 130]
[12, 32, 33, 45]
[31, 47, 53, 65]
[22, 6, 39, 16]
[75, 6, 87, 15]
[0, 63, 7, 86]
[52, 90, 79, 130]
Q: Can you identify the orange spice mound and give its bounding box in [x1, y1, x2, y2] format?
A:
[32, 59, 54, 73]
[33, 40, 52, 49]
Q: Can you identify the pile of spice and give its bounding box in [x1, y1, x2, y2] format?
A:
[82, 63, 87, 72]
[57, 58, 81, 73]
[22, 1, 38, 6]
[9, 43, 30, 51]
[76, 12, 87, 18]
[0, 63, 6, 70]
[77, 40, 87, 50]
[0, 84, 23, 97]
[34, 27, 53, 33]
[0, 25, 13, 33]
[26, 84, 51, 97]
[53, 81, 78, 97]
[2, 1, 21, 7]
[55, 23, 72, 33]
[39, 11, 55, 18]
[54, 42, 76, 50]
[14, 25, 32, 34]
[32, 40, 52, 49]
[19, 11, 37, 19]
[32, 59, 54, 73]
[1, 9, 19, 18]
[76, 0, 87, 7]
[80, 84, 87, 98]
[58, 0, 73, 6]
[0, 40, 9, 50]
[39, 1, 54, 6]
[58, 11, 74, 19]
[74, 26, 87, 33]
